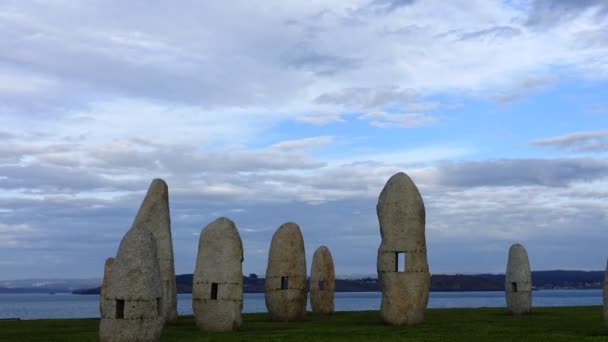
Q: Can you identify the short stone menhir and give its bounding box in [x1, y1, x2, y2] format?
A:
[505, 243, 532, 315]
[193, 217, 244, 332]
[377, 172, 430, 326]
[265, 222, 307, 321]
[310, 246, 335, 315]
[99, 228, 164, 342]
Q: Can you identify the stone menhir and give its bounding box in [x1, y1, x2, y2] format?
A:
[132, 178, 178, 322]
[265, 222, 307, 321]
[99, 257, 114, 316]
[99, 228, 164, 342]
[310, 246, 335, 315]
[505, 243, 532, 315]
[192, 217, 244, 332]
[377, 172, 430, 325]
[604, 259, 608, 328]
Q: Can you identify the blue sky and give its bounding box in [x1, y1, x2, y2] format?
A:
[1, 0, 607, 280]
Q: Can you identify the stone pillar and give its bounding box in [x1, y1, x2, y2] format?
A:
[99, 228, 164, 342]
[99, 257, 114, 316]
[377, 172, 430, 325]
[310, 246, 335, 315]
[132, 178, 178, 322]
[505, 243, 532, 315]
[265, 222, 307, 321]
[193, 217, 244, 332]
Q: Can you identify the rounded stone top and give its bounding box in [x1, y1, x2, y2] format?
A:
[273, 222, 304, 242]
[377, 172, 426, 242]
[198, 217, 243, 261]
[509, 243, 528, 256]
[378, 172, 423, 206]
[147, 178, 169, 199]
[506, 243, 531, 281]
[315, 246, 330, 255]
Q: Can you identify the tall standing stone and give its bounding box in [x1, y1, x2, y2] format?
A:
[192, 217, 244, 332]
[132, 178, 178, 322]
[603, 258, 608, 328]
[505, 243, 532, 315]
[265, 222, 307, 321]
[310, 246, 335, 315]
[99, 257, 114, 316]
[99, 228, 164, 342]
[377, 172, 430, 325]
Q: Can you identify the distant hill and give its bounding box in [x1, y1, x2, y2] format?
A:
[68, 270, 604, 295]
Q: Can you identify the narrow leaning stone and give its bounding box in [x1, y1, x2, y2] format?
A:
[99, 257, 114, 316]
[99, 228, 164, 342]
[310, 246, 335, 315]
[377, 172, 430, 325]
[265, 222, 307, 321]
[192, 217, 244, 332]
[505, 243, 532, 315]
[132, 178, 178, 322]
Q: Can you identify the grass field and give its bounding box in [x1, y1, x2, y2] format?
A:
[1, 306, 608, 341]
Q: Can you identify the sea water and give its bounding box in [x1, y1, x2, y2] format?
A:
[0, 289, 601, 320]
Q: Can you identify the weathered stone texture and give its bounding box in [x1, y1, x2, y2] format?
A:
[193, 217, 244, 332]
[132, 178, 178, 322]
[377, 172, 430, 325]
[265, 222, 307, 321]
[99, 257, 114, 316]
[310, 246, 335, 315]
[505, 243, 532, 315]
[603, 259, 608, 328]
[99, 228, 164, 342]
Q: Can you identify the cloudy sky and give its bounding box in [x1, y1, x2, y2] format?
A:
[1, 0, 607, 280]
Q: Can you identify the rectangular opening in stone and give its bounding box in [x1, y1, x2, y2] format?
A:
[318, 280, 325, 290]
[211, 283, 219, 300]
[281, 276, 289, 290]
[156, 298, 161, 316]
[116, 299, 125, 319]
[511, 282, 518, 292]
[395, 252, 407, 272]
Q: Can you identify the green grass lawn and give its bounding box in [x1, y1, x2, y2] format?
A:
[1, 306, 608, 341]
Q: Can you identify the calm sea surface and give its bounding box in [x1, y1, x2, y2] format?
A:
[0, 290, 601, 320]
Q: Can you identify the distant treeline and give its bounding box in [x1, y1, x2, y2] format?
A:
[69, 270, 604, 295]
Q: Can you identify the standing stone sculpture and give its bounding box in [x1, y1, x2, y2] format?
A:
[265, 222, 307, 321]
[193, 217, 244, 332]
[99, 257, 114, 316]
[310, 246, 335, 315]
[505, 243, 532, 315]
[603, 258, 608, 328]
[99, 228, 164, 342]
[132, 178, 178, 322]
[377, 172, 430, 325]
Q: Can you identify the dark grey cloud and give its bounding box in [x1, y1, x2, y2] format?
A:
[282, 44, 359, 76]
[531, 130, 608, 152]
[434, 158, 608, 187]
[526, 0, 608, 28]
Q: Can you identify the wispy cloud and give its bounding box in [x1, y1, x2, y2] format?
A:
[359, 112, 439, 128]
[531, 130, 608, 152]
